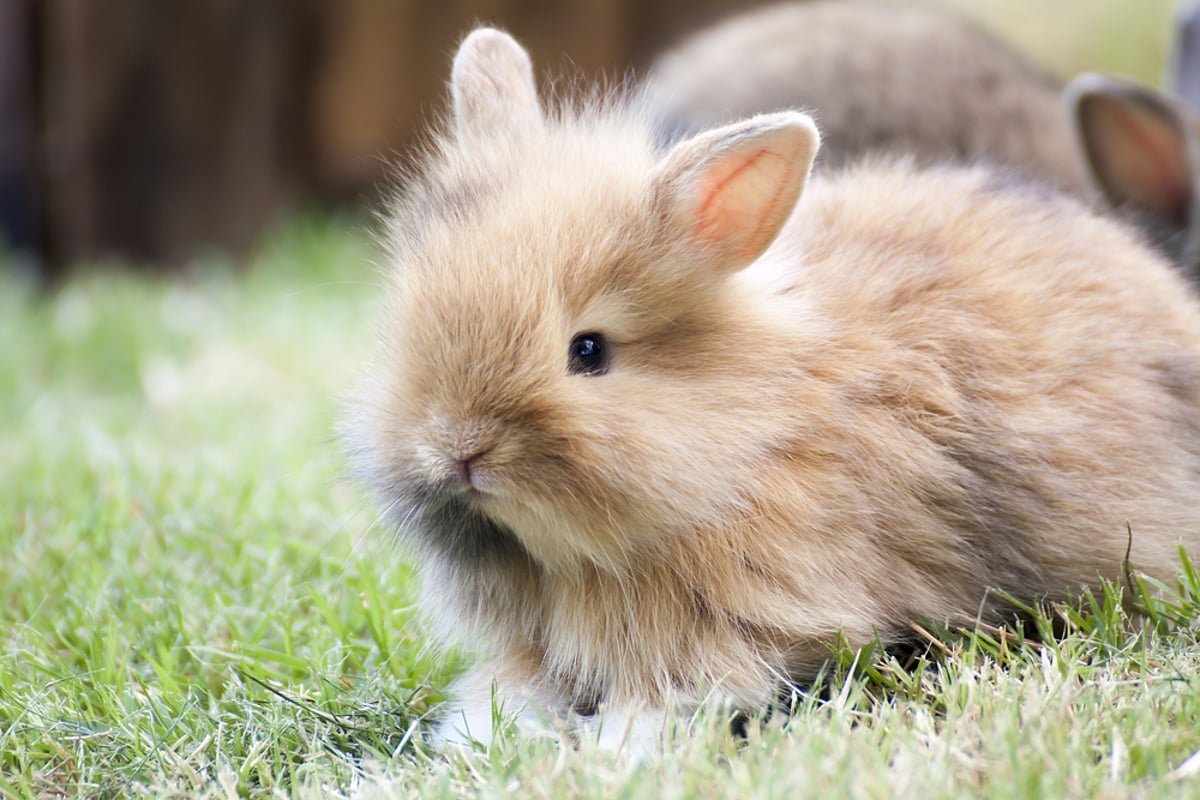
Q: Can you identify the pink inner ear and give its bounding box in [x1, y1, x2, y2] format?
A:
[694, 147, 796, 261]
[1087, 97, 1191, 226]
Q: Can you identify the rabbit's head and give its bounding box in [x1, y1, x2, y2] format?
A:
[347, 29, 820, 573]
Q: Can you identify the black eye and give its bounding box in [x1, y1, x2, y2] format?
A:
[568, 332, 609, 376]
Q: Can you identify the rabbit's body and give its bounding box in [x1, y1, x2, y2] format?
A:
[348, 30, 1200, 747]
[646, 1, 1088, 195]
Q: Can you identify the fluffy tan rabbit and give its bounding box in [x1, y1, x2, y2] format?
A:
[346, 28, 1200, 752]
[644, 0, 1089, 195]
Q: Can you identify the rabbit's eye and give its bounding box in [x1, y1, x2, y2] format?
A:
[569, 332, 609, 376]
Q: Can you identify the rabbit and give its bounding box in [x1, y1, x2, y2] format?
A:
[643, 0, 1090, 196]
[1066, 2, 1200, 273]
[345, 27, 1200, 753]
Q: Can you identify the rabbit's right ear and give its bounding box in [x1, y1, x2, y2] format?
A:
[1066, 73, 1197, 233]
[451, 28, 542, 140]
[653, 112, 820, 273]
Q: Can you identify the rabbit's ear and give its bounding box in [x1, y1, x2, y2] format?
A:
[1067, 73, 1196, 231]
[654, 112, 820, 272]
[1171, 1, 1200, 106]
[451, 28, 542, 140]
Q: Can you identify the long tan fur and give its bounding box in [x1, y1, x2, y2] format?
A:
[346, 28, 1200, 750]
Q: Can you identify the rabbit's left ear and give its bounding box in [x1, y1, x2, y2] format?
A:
[451, 28, 542, 140]
[654, 112, 820, 273]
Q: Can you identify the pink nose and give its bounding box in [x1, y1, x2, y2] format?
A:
[454, 450, 488, 486]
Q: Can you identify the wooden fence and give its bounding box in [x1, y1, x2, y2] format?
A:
[2, 0, 765, 275]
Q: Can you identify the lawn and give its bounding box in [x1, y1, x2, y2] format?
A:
[0, 219, 445, 796]
[4, 215, 1200, 799]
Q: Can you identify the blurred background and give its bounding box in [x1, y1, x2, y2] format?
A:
[0, 0, 1177, 279]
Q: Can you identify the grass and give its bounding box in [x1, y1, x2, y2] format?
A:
[3, 216, 1200, 799]
[0, 219, 450, 797]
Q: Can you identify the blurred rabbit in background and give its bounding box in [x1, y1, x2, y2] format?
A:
[646, 0, 1200, 272]
[644, 1, 1089, 194]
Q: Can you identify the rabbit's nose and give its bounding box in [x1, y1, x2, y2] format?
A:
[453, 449, 492, 487]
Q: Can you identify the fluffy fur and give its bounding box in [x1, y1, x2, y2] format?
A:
[346, 28, 1200, 749]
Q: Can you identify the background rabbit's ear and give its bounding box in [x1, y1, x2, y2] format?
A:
[654, 112, 820, 272]
[1172, 1, 1200, 106]
[1067, 74, 1196, 232]
[451, 28, 542, 140]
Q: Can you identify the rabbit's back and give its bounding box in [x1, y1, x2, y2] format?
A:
[770, 160, 1200, 596]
